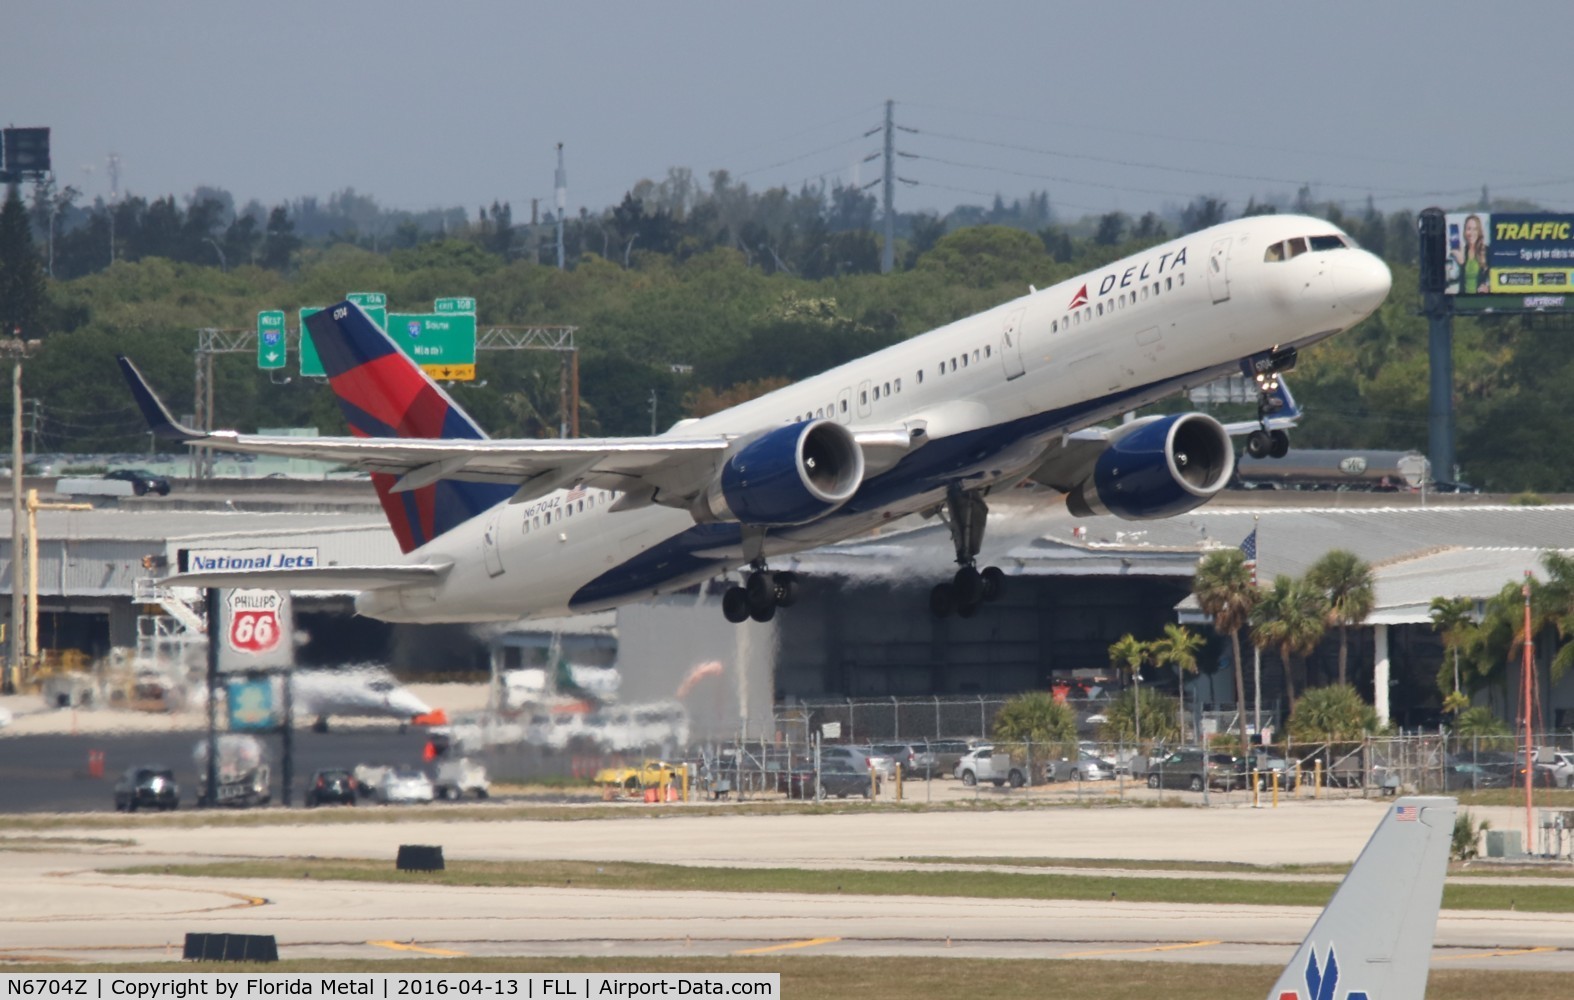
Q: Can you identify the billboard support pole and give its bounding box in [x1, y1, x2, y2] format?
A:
[1424, 290, 1455, 484]
[204, 587, 219, 809]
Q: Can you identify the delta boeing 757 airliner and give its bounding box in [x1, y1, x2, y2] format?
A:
[120, 214, 1390, 625]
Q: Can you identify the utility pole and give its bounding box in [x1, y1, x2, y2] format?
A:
[881, 99, 895, 274]
[554, 143, 567, 270]
[7, 362, 21, 693]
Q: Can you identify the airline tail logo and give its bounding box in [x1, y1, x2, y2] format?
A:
[1279, 946, 1367, 1000]
[1069, 284, 1089, 308]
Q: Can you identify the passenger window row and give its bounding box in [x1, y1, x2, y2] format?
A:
[1050, 273, 1185, 334]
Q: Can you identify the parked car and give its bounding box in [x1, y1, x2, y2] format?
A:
[1534, 750, 1574, 789]
[819, 745, 883, 776]
[784, 759, 881, 799]
[871, 743, 922, 777]
[954, 745, 1030, 787]
[304, 768, 357, 807]
[113, 765, 180, 812]
[1145, 750, 1245, 792]
[593, 759, 679, 792]
[375, 766, 435, 804]
[1443, 755, 1514, 791]
[103, 468, 171, 496]
[1044, 751, 1111, 782]
[911, 739, 972, 778]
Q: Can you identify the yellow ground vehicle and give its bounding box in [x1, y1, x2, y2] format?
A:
[593, 759, 679, 792]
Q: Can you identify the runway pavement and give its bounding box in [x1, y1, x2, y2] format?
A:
[2, 800, 1570, 971]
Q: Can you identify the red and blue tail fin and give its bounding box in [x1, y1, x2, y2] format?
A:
[306, 302, 514, 553]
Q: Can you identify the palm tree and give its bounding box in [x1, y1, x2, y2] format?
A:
[1193, 549, 1258, 754]
[1107, 634, 1150, 690]
[1307, 550, 1375, 686]
[1149, 623, 1203, 742]
[1287, 684, 1377, 742]
[1429, 595, 1477, 705]
[1252, 574, 1328, 709]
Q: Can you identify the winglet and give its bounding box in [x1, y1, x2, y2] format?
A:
[1265, 796, 1455, 1000]
[117, 355, 205, 442]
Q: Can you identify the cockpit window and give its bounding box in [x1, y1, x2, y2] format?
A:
[1265, 234, 1350, 261]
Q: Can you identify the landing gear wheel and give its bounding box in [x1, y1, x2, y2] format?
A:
[930, 582, 955, 618]
[953, 565, 983, 605]
[980, 566, 1005, 602]
[1246, 429, 1271, 459]
[722, 586, 751, 623]
[746, 571, 774, 609]
[1268, 429, 1290, 459]
[956, 598, 981, 619]
[749, 600, 777, 623]
[773, 572, 799, 608]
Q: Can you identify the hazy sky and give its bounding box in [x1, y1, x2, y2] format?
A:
[10, 1, 1570, 222]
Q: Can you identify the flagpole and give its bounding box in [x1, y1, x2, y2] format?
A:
[1248, 516, 1261, 744]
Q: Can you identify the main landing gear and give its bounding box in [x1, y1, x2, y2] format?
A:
[722, 564, 800, 624]
[930, 484, 1007, 619]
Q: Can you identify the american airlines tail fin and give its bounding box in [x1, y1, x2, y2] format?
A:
[1267, 796, 1456, 1000]
[305, 302, 514, 552]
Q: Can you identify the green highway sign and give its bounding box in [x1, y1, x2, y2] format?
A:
[389, 313, 478, 380]
[297, 296, 476, 379]
[257, 311, 286, 370]
[347, 291, 387, 329]
[434, 297, 476, 315]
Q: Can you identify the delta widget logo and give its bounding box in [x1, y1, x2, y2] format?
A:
[1068, 284, 1089, 308]
[1279, 946, 1367, 1000]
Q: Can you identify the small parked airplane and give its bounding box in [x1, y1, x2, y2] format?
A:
[288, 667, 442, 732]
[1267, 796, 1455, 1000]
[120, 214, 1388, 625]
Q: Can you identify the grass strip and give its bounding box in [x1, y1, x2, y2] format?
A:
[115, 857, 1574, 912]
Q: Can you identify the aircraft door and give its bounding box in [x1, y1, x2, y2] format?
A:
[836, 387, 852, 424]
[1000, 306, 1027, 380]
[482, 507, 505, 578]
[1208, 237, 1232, 303]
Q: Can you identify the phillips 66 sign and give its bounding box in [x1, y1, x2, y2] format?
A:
[226, 589, 284, 654]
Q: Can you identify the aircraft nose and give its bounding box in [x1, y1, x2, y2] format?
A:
[1334, 250, 1392, 320]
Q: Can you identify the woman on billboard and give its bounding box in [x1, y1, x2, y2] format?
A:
[1451, 213, 1491, 293]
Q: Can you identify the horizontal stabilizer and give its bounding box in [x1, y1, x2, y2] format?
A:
[166, 564, 448, 592]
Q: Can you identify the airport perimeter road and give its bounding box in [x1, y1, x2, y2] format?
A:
[3, 802, 1570, 969]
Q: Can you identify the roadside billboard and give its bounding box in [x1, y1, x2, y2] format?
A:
[1445, 211, 1574, 311]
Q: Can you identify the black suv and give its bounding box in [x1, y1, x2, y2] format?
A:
[104, 469, 171, 496]
[305, 768, 358, 807]
[113, 765, 180, 811]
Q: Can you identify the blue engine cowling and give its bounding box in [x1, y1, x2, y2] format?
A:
[1066, 413, 1234, 520]
[692, 419, 865, 526]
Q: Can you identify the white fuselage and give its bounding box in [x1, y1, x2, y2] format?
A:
[359, 215, 1390, 623]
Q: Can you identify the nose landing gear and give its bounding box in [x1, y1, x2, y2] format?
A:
[929, 484, 1007, 619]
[1243, 349, 1296, 459]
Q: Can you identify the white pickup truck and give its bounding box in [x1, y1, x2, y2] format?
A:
[954, 745, 1030, 788]
[433, 757, 490, 799]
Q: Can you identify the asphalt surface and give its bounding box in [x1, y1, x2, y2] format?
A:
[0, 726, 431, 812]
[2, 801, 1571, 972]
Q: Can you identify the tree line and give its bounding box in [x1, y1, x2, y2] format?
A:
[0, 172, 1569, 492]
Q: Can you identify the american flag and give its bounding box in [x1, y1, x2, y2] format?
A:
[1395, 805, 1418, 822]
[566, 484, 587, 503]
[1240, 527, 1258, 563]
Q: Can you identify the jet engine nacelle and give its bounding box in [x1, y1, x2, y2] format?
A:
[1066, 412, 1234, 520]
[692, 419, 864, 526]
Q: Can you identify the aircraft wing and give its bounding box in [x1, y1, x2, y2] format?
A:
[119, 356, 919, 509]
